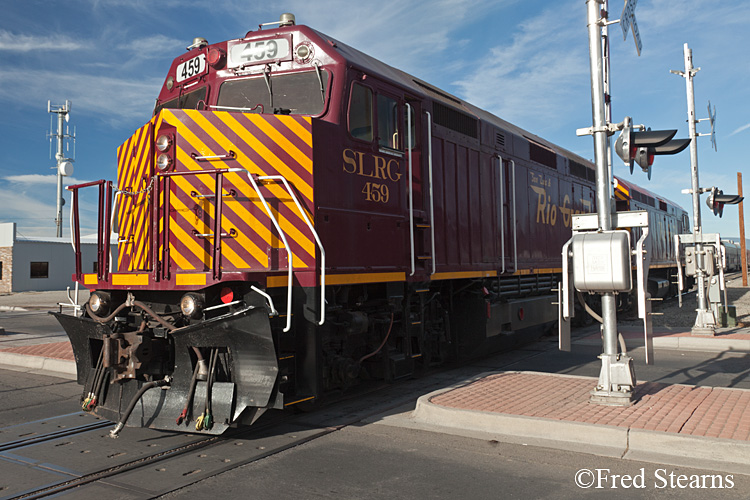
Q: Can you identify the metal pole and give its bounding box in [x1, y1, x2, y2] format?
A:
[55, 110, 64, 238]
[586, 0, 633, 405]
[739, 172, 748, 286]
[682, 43, 715, 335]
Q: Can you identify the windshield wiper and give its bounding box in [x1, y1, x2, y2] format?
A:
[313, 61, 325, 104]
[263, 66, 273, 110]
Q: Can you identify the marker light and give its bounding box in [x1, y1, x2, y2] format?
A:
[207, 47, 226, 69]
[220, 287, 234, 304]
[156, 135, 172, 152]
[156, 153, 173, 171]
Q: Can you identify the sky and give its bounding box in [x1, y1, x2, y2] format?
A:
[0, 0, 748, 241]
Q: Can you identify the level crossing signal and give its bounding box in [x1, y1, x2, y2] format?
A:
[705, 187, 743, 217]
[614, 120, 690, 179]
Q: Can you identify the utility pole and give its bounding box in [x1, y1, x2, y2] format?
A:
[48, 100, 75, 238]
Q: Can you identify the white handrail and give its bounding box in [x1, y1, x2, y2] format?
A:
[251, 285, 279, 316]
[406, 103, 415, 276]
[510, 159, 518, 271]
[247, 173, 293, 333]
[425, 111, 436, 275]
[258, 175, 326, 326]
[498, 155, 505, 274]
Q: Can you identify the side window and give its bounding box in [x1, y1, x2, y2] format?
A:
[377, 94, 400, 150]
[349, 83, 373, 141]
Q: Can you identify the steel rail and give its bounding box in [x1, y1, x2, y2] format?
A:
[0, 420, 110, 453]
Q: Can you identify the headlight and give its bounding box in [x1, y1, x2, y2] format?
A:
[156, 153, 173, 171]
[181, 293, 205, 319]
[89, 291, 111, 316]
[156, 135, 172, 152]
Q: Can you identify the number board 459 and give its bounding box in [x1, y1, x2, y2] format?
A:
[176, 54, 206, 83]
[228, 37, 291, 68]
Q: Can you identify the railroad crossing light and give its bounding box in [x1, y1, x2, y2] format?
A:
[614, 121, 690, 179]
[706, 187, 744, 218]
[614, 118, 633, 171]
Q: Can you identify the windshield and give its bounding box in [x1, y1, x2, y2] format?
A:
[154, 87, 207, 115]
[217, 70, 328, 115]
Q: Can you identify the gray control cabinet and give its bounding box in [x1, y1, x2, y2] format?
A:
[571, 230, 632, 293]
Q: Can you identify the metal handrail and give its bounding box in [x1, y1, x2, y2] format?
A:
[257, 174, 326, 326]
[498, 155, 505, 274]
[158, 168, 245, 281]
[406, 103, 415, 277]
[246, 173, 294, 332]
[510, 159, 518, 271]
[425, 110, 436, 275]
[66, 179, 112, 282]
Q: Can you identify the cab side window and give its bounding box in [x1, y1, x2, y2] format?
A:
[377, 94, 400, 150]
[349, 83, 373, 141]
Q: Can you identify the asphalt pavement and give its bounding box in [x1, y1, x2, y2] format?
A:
[1, 288, 749, 487]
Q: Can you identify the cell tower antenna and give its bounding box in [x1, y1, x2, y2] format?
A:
[47, 100, 76, 238]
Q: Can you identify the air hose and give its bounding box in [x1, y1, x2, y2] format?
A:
[109, 377, 170, 438]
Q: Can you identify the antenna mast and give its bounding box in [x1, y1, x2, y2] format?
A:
[47, 100, 75, 238]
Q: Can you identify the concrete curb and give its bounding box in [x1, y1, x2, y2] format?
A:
[411, 388, 628, 458]
[410, 378, 750, 475]
[0, 351, 76, 380]
[0, 306, 29, 312]
[626, 429, 750, 475]
[575, 336, 750, 352]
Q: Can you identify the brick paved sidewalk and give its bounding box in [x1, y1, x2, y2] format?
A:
[431, 372, 750, 441]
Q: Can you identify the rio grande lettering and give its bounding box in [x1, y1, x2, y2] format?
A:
[531, 185, 592, 227]
[342, 149, 402, 203]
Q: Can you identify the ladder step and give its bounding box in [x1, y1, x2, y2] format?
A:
[415, 224, 431, 229]
[417, 256, 432, 260]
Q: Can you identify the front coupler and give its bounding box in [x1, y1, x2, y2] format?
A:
[53, 306, 281, 434]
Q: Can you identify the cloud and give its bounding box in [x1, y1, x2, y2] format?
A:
[729, 123, 750, 137]
[0, 30, 85, 51]
[220, 0, 498, 80]
[0, 180, 101, 238]
[117, 35, 185, 57]
[0, 69, 161, 124]
[4, 174, 91, 186]
[451, 1, 587, 132]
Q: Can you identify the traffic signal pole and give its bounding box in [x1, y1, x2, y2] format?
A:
[675, 44, 716, 335]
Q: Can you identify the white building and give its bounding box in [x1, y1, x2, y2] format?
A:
[0, 222, 115, 292]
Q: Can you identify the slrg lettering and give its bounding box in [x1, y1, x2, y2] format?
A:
[342, 149, 402, 204]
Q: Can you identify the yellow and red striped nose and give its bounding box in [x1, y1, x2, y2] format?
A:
[115, 109, 315, 278]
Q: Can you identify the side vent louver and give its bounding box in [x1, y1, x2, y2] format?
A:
[528, 141, 557, 169]
[496, 132, 506, 149]
[569, 160, 595, 182]
[432, 102, 478, 139]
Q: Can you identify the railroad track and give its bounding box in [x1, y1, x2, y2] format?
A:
[1, 340, 560, 499]
[0, 418, 110, 454]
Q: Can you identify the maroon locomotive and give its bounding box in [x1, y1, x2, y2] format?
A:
[55, 13, 688, 435]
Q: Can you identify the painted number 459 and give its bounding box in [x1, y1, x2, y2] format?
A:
[362, 182, 390, 203]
